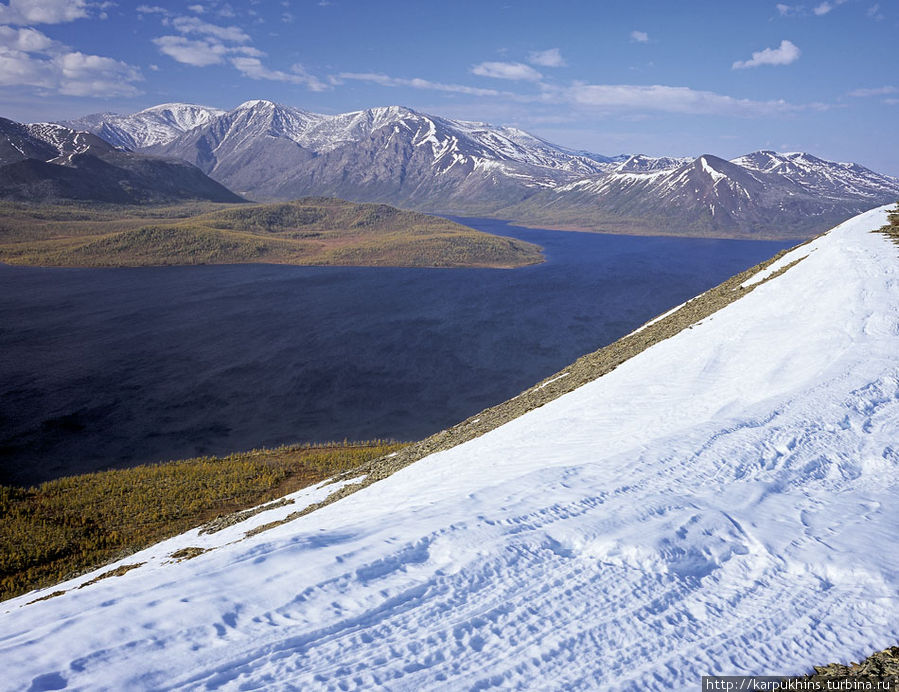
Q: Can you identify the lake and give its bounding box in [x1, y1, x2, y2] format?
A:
[0, 218, 792, 485]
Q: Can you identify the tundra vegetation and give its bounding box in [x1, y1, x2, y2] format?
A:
[0, 197, 542, 268]
[0, 440, 404, 601]
[877, 203, 899, 242]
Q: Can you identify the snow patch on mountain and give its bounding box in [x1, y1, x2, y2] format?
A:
[61, 103, 225, 150]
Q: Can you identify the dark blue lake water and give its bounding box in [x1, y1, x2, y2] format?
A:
[0, 219, 792, 485]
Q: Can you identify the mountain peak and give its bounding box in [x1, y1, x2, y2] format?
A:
[237, 99, 277, 110]
[615, 154, 691, 173]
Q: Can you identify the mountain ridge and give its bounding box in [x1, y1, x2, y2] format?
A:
[0, 117, 244, 204]
[62, 100, 899, 239]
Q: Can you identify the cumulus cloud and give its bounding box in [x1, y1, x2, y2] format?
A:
[152, 14, 252, 67]
[0, 25, 142, 96]
[630, 30, 649, 43]
[528, 48, 565, 68]
[0, 0, 91, 25]
[153, 35, 229, 67]
[145, 6, 327, 90]
[337, 72, 503, 97]
[471, 61, 542, 81]
[557, 83, 803, 117]
[732, 40, 800, 69]
[0, 25, 57, 51]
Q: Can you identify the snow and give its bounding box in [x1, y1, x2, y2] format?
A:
[2, 206, 899, 690]
[740, 237, 820, 288]
[731, 151, 899, 200]
[700, 155, 726, 184]
[628, 296, 696, 335]
[57, 103, 225, 150]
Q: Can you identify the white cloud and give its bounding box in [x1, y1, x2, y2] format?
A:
[0, 0, 90, 25]
[867, 3, 884, 20]
[848, 85, 898, 97]
[152, 35, 228, 66]
[171, 15, 250, 43]
[732, 40, 800, 69]
[630, 30, 649, 43]
[337, 72, 503, 97]
[146, 8, 326, 91]
[0, 25, 141, 97]
[557, 83, 803, 117]
[813, 0, 847, 14]
[231, 57, 327, 91]
[471, 61, 542, 81]
[528, 48, 565, 68]
[187, 4, 205, 13]
[137, 5, 169, 15]
[776, 3, 805, 16]
[55, 51, 142, 96]
[0, 25, 57, 51]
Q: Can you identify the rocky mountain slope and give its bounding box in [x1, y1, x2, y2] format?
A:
[67, 101, 899, 238]
[2, 205, 897, 689]
[0, 118, 243, 204]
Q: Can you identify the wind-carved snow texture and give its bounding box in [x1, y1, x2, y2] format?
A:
[1, 206, 898, 691]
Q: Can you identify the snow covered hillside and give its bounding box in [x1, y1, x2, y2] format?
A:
[2, 206, 898, 690]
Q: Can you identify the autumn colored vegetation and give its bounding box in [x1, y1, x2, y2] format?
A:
[0, 197, 543, 268]
[879, 203, 899, 241]
[0, 440, 405, 602]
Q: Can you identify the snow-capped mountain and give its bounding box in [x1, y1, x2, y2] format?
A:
[613, 153, 692, 172]
[131, 99, 616, 212]
[0, 119, 109, 166]
[0, 117, 243, 204]
[67, 100, 899, 238]
[507, 151, 899, 238]
[61, 103, 225, 150]
[731, 150, 899, 201]
[2, 205, 898, 689]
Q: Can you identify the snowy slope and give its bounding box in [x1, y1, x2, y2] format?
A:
[731, 150, 899, 201]
[61, 103, 225, 150]
[2, 206, 899, 690]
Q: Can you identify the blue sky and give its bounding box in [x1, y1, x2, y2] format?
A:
[1, 0, 897, 174]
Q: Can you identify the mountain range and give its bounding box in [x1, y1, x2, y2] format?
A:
[61, 100, 899, 239]
[0, 117, 242, 204]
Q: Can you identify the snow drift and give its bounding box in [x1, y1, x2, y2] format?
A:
[2, 205, 898, 691]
